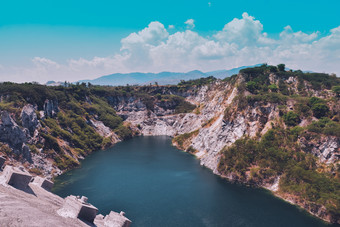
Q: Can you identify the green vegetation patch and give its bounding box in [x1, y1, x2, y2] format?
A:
[114, 125, 133, 140]
[308, 97, 330, 119]
[239, 64, 340, 96]
[178, 76, 217, 86]
[157, 94, 196, 113]
[218, 127, 340, 219]
[307, 117, 340, 137]
[283, 111, 300, 127]
[173, 130, 199, 150]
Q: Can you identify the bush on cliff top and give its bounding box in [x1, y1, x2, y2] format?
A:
[307, 118, 340, 137]
[173, 130, 199, 150]
[178, 76, 217, 86]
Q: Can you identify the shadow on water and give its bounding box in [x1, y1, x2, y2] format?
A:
[53, 136, 339, 227]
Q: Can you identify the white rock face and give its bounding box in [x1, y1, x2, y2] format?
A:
[115, 82, 258, 173]
[43, 99, 59, 118]
[21, 104, 40, 135]
[317, 139, 339, 163]
[299, 136, 340, 164]
[139, 113, 203, 136]
[0, 111, 32, 162]
[114, 80, 340, 174]
[90, 119, 120, 141]
[192, 114, 248, 173]
[263, 177, 280, 192]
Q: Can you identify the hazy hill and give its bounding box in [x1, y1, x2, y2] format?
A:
[77, 65, 261, 86]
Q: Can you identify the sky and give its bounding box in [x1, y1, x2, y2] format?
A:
[0, 0, 339, 83]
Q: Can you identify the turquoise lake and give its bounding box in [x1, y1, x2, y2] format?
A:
[53, 136, 336, 227]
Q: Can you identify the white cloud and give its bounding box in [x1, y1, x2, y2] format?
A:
[280, 25, 319, 43]
[32, 57, 60, 68]
[121, 21, 168, 49]
[184, 19, 195, 29]
[214, 12, 268, 46]
[0, 13, 339, 83]
[168, 25, 175, 29]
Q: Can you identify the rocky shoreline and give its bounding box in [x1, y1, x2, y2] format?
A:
[214, 170, 335, 224]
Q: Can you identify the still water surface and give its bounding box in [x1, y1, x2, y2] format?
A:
[53, 136, 336, 227]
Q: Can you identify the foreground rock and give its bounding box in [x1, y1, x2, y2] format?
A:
[0, 165, 131, 227]
[0, 178, 84, 226]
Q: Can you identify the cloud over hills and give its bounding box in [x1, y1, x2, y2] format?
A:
[1, 12, 339, 83]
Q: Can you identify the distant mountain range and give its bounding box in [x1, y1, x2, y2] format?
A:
[47, 64, 262, 86]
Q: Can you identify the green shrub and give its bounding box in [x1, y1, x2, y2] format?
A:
[29, 168, 42, 175]
[307, 118, 340, 137]
[268, 66, 278, 73]
[186, 146, 196, 154]
[99, 114, 122, 130]
[0, 143, 12, 155]
[114, 125, 132, 140]
[102, 137, 112, 148]
[278, 79, 289, 95]
[283, 111, 300, 126]
[173, 130, 199, 149]
[236, 95, 248, 110]
[28, 145, 39, 154]
[277, 64, 285, 72]
[41, 133, 61, 153]
[246, 93, 287, 105]
[309, 96, 323, 106]
[294, 100, 311, 118]
[240, 65, 267, 76]
[175, 100, 196, 113]
[268, 84, 278, 92]
[307, 97, 330, 118]
[332, 86, 340, 97]
[218, 138, 259, 176]
[246, 81, 258, 93]
[54, 154, 79, 170]
[311, 103, 329, 118]
[290, 126, 304, 140]
[299, 73, 340, 90]
[74, 148, 86, 156]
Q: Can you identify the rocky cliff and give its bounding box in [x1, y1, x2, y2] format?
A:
[0, 65, 339, 224]
[110, 66, 340, 224]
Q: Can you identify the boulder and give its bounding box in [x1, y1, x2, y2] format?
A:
[21, 104, 40, 135]
[0, 156, 5, 169]
[0, 111, 31, 162]
[0, 111, 27, 147]
[103, 211, 132, 227]
[0, 165, 32, 190]
[32, 176, 54, 191]
[21, 144, 32, 163]
[58, 195, 98, 223]
[43, 99, 59, 118]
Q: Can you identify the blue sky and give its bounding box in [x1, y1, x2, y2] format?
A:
[0, 0, 339, 82]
